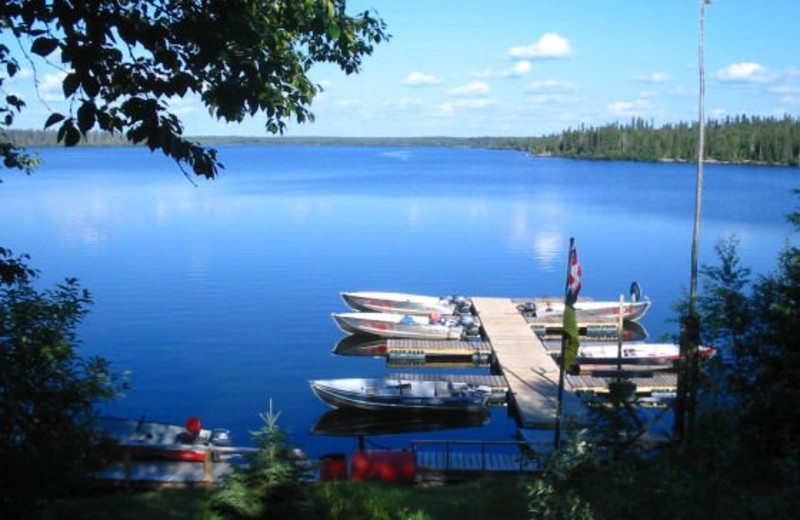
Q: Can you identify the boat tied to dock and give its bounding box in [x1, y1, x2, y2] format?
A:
[331, 311, 480, 340]
[309, 378, 491, 413]
[341, 291, 472, 316]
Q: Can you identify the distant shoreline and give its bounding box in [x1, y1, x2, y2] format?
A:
[7, 130, 798, 168]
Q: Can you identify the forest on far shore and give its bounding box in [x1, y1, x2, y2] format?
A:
[4, 114, 799, 166]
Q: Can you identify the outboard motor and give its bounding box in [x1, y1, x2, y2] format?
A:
[521, 302, 537, 316]
[459, 315, 480, 336]
[630, 281, 642, 303]
[210, 428, 231, 446]
[453, 296, 472, 313]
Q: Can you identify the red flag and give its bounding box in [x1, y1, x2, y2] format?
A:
[566, 243, 583, 306]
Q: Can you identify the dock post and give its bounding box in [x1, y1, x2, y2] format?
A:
[204, 450, 213, 484]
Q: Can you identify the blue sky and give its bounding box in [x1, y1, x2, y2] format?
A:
[5, 0, 800, 138]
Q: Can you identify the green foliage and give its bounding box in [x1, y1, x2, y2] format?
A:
[527, 433, 596, 520]
[0, 249, 124, 510]
[211, 404, 313, 520]
[0, 0, 388, 179]
[698, 236, 753, 348]
[52, 489, 223, 520]
[527, 115, 800, 166]
[312, 482, 399, 520]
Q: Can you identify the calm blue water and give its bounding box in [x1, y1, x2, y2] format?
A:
[0, 146, 796, 457]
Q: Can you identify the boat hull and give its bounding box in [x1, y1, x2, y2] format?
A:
[556, 343, 715, 370]
[521, 299, 651, 322]
[310, 378, 487, 413]
[332, 312, 465, 340]
[341, 291, 459, 315]
[94, 417, 231, 463]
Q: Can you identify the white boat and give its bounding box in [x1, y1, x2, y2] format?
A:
[519, 281, 650, 322]
[560, 342, 715, 370]
[309, 378, 489, 413]
[94, 416, 232, 462]
[341, 291, 472, 315]
[519, 298, 651, 322]
[331, 312, 479, 340]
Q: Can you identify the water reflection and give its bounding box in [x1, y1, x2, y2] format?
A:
[311, 408, 490, 437]
[333, 334, 492, 369]
[333, 334, 389, 357]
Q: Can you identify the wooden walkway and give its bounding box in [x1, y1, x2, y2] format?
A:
[386, 339, 492, 359]
[568, 372, 678, 394]
[471, 297, 583, 428]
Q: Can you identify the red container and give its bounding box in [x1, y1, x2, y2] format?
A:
[350, 451, 415, 483]
[185, 417, 202, 434]
[319, 453, 348, 481]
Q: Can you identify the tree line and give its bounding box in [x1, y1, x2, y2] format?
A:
[525, 114, 800, 166]
[6, 114, 800, 167]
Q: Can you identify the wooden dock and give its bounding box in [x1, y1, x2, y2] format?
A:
[386, 339, 492, 360]
[568, 372, 678, 394]
[471, 297, 584, 428]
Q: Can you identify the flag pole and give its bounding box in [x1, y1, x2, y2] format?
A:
[553, 237, 575, 450]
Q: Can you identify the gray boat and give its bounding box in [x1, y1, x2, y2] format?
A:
[309, 378, 489, 413]
[331, 311, 479, 340]
[341, 291, 472, 315]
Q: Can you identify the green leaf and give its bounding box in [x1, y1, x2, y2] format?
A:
[64, 124, 81, 147]
[77, 103, 96, 134]
[63, 73, 80, 98]
[327, 22, 341, 40]
[44, 113, 65, 129]
[30, 37, 59, 57]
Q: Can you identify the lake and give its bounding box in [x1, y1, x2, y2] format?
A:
[0, 145, 796, 458]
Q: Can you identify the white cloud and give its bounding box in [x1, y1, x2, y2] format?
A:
[634, 72, 670, 83]
[526, 79, 577, 93]
[507, 61, 532, 77]
[716, 62, 771, 83]
[39, 72, 68, 101]
[527, 94, 577, 106]
[448, 81, 490, 97]
[8, 68, 34, 81]
[508, 33, 573, 59]
[402, 71, 442, 87]
[318, 79, 333, 89]
[608, 99, 652, 117]
[470, 61, 532, 80]
[436, 98, 497, 116]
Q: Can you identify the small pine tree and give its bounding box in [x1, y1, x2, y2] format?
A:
[212, 402, 313, 520]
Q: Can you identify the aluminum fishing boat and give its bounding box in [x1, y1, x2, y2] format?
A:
[560, 342, 716, 370]
[94, 416, 232, 462]
[331, 311, 479, 340]
[341, 291, 472, 315]
[309, 378, 489, 413]
[518, 281, 651, 322]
